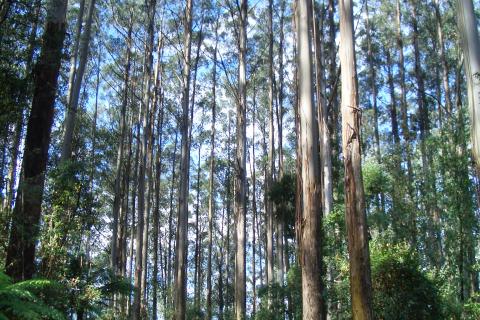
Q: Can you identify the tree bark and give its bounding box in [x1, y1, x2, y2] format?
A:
[339, 0, 373, 318]
[61, 0, 96, 161]
[4, 0, 42, 212]
[206, 25, 218, 320]
[296, 0, 325, 319]
[395, 0, 416, 246]
[5, 0, 68, 282]
[434, 0, 452, 114]
[235, 0, 247, 318]
[152, 28, 165, 320]
[111, 12, 132, 277]
[266, 0, 275, 289]
[133, 0, 156, 318]
[174, 0, 193, 317]
[458, 0, 480, 170]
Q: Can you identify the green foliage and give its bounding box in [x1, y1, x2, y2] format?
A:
[269, 173, 296, 239]
[362, 160, 392, 199]
[0, 271, 66, 320]
[463, 293, 480, 319]
[65, 254, 132, 318]
[370, 242, 442, 320]
[255, 264, 302, 320]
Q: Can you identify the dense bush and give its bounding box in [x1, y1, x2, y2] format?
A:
[370, 243, 442, 320]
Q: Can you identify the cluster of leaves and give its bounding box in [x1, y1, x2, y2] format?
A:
[269, 173, 296, 239]
[254, 265, 302, 320]
[370, 242, 442, 320]
[0, 271, 66, 320]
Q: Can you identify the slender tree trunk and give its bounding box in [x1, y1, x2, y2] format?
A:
[152, 26, 165, 320]
[206, 26, 218, 320]
[112, 13, 133, 277]
[365, 1, 380, 162]
[226, 110, 232, 315]
[313, 0, 333, 219]
[64, 0, 85, 119]
[385, 48, 403, 238]
[190, 20, 204, 310]
[434, 0, 452, 114]
[167, 129, 179, 307]
[276, 0, 286, 289]
[133, 0, 156, 317]
[266, 0, 275, 289]
[193, 144, 202, 309]
[61, 0, 96, 161]
[296, 0, 325, 319]
[339, 1, 373, 318]
[128, 120, 140, 317]
[174, 0, 193, 317]
[396, 0, 416, 246]
[250, 85, 258, 317]
[235, 1, 248, 318]
[5, 0, 68, 282]
[411, 0, 443, 268]
[311, 4, 330, 319]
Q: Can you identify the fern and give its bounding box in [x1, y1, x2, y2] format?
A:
[0, 271, 66, 320]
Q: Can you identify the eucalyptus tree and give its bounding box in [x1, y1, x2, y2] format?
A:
[339, 0, 373, 318]
[174, 0, 193, 318]
[296, 0, 325, 318]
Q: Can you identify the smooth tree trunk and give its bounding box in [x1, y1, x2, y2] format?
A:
[339, 0, 373, 318]
[395, 0, 416, 245]
[296, 0, 325, 319]
[250, 85, 258, 316]
[61, 0, 96, 161]
[266, 0, 275, 288]
[174, 0, 193, 317]
[133, 0, 156, 318]
[64, 0, 85, 120]
[5, 0, 68, 282]
[206, 25, 218, 320]
[167, 129, 179, 307]
[152, 28, 165, 320]
[111, 13, 132, 277]
[235, 0, 247, 318]
[312, 0, 333, 218]
[458, 0, 480, 169]
[434, 0, 452, 114]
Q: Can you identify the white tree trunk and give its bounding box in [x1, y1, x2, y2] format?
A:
[458, 0, 480, 169]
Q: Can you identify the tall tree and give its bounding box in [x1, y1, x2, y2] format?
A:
[266, 0, 275, 288]
[339, 0, 373, 318]
[5, 0, 69, 281]
[235, 0, 247, 318]
[133, 0, 156, 318]
[296, 0, 325, 318]
[61, 0, 96, 161]
[206, 22, 218, 320]
[174, 0, 193, 318]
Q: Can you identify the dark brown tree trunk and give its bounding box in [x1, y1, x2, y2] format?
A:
[5, 0, 68, 282]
